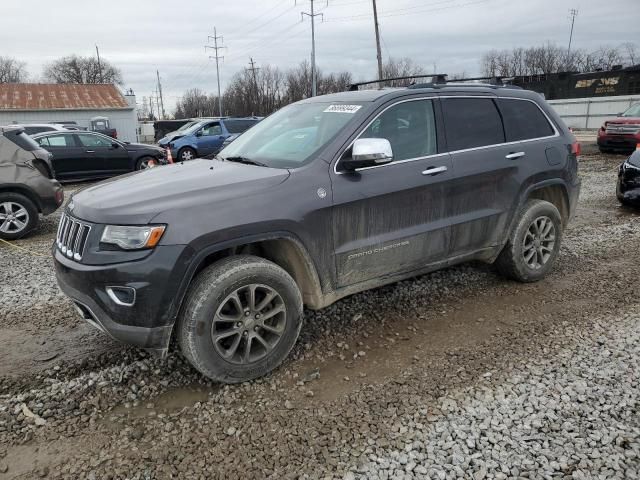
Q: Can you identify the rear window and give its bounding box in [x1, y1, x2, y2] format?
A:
[3, 130, 41, 151]
[498, 98, 555, 141]
[441, 98, 505, 151]
[224, 119, 259, 134]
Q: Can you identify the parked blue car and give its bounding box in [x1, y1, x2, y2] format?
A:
[159, 117, 261, 161]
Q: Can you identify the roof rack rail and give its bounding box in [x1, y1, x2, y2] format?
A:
[348, 74, 522, 91]
[348, 74, 448, 91]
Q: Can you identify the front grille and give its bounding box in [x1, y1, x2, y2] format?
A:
[605, 124, 640, 135]
[56, 213, 91, 261]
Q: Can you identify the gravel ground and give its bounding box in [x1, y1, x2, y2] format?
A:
[0, 152, 639, 479]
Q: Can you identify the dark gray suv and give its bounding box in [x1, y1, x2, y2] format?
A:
[53, 84, 580, 383]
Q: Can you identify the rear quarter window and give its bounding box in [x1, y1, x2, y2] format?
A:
[441, 98, 505, 151]
[497, 98, 555, 141]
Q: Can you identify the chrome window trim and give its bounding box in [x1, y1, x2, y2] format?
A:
[333, 95, 560, 175]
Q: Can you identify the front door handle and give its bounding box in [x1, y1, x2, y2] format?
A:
[505, 151, 525, 160]
[422, 166, 448, 176]
[86, 150, 95, 153]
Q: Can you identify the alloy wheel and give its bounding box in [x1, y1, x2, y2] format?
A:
[181, 150, 194, 161]
[522, 215, 556, 269]
[0, 202, 29, 234]
[211, 284, 287, 365]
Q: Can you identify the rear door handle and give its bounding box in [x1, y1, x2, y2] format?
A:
[422, 166, 448, 176]
[505, 151, 525, 160]
[86, 150, 95, 153]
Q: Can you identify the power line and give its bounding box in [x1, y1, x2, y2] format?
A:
[205, 27, 226, 117]
[326, 0, 487, 22]
[301, 0, 327, 96]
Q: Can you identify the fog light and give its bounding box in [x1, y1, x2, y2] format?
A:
[106, 286, 136, 307]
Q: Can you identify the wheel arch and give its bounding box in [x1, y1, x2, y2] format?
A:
[525, 180, 570, 226]
[0, 184, 43, 212]
[172, 233, 325, 323]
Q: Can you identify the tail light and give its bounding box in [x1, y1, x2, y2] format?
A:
[571, 141, 581, 156]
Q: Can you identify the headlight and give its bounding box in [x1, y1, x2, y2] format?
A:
[100, 225, 166, 250]
[627, 153, 640, 168]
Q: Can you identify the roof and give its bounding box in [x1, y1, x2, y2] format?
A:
[0, 84, 131, 111]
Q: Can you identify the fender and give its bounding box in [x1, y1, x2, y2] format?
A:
[495, 177, 571, 260]
[0, 182, 45, 212]
[167, 230, 326, 323]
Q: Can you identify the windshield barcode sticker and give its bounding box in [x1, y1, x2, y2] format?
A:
[324, 104, 362, 114]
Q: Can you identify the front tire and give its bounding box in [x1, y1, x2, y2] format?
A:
[495, 199, 562, 283]
[178, 147, 196, 162]
[135, 156, 156, 170]
[178, 255, 303, 383]
[0, 193, 38, 240]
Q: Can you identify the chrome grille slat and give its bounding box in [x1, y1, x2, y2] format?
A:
[55, 213, 91, 261]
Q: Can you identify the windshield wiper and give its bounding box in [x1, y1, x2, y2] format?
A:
[221, 156, 268, 167]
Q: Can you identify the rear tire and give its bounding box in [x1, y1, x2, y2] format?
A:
[0, 192, 39, 240]
[495, 199, 562, 283]
[178, 255, 303, 383]
[178, 147, 196, 162]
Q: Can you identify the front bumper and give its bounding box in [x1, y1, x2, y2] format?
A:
[53, 244, 191, 355]
[617, 161, 640, 206]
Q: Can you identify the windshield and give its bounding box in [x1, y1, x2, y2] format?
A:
[622, 104, 640, 117]
[220, 102, 365, 168]
[177, 121, 198, 132]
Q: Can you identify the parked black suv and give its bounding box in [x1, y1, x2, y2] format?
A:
[53, 84, 580, 383]
[0, 127, 64, 239]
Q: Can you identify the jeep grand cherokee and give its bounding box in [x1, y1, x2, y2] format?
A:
[53, 83, 580, 383]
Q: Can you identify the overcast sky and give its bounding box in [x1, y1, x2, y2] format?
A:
[3, 0, 639, 112]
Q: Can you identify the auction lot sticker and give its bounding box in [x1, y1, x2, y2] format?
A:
[324, 104, 362, 113]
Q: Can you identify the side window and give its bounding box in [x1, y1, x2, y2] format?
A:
[35, 137, 50, 147]
[361, 99, 437, 162]
[46, 134, 74, 147]
[441, 98, 505, 151]
[201, 123, 222, 136]
[77, 134, 113, 148]
[498, 98, 555, 141]
[224, 120, 258, 134]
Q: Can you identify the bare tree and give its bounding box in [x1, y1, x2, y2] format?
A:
[0, 56, 28, 83]
[380, 57, 425, 86]
[621, 42, 637, 65]
[44, 55, 123, 84]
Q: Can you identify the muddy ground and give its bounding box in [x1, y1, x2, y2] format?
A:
[0, 151, 638, 479]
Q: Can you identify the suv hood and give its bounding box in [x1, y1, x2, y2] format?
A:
[70, 159, 290, 225]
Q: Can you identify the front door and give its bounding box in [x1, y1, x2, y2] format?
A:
[76, 133, 130, 176]
[330, 98, 454, 287]
[197, 122, 225, 156]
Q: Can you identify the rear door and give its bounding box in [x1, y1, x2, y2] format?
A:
[330, 98, 454, 287]
[35, 133, 87, 181]
[196, 121, 225, 156]
[76, 133, 130, 176]
[441, 96, 554, 257]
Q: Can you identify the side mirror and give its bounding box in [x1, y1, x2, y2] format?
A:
[341, 138, 393, 171]
[111, 142, 120, 149]
[195, 130, 203, 137]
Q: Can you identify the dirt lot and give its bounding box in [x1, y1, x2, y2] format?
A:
[0, 152, 639, 479]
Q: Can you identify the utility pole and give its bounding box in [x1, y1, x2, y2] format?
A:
[95, 45, 103, 83]
[301, 0, 326, 97]
[156, 70, 165, 120]
[567, 8, 578, 61]
[153, 88, 160, 121]
[247, 57, 260, 115]
[371, 0, 383, 84]
[205, 27, 226, 117]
